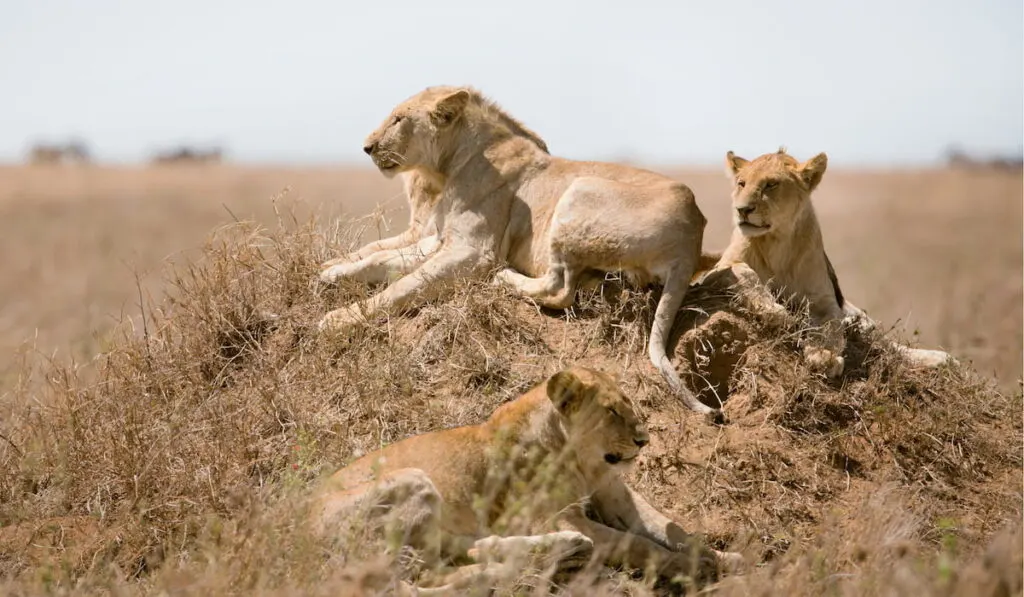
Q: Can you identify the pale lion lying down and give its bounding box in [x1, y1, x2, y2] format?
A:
[313, 367, 743, 594]
[696, 148, 955, 377]
[319, 112, 550, 285]
[319, 86, 716, 416]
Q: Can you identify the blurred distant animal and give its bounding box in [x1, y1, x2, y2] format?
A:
[150, 146, 223, 165]
[945, 147, 1023, 172]
[28, 140, 91, 165]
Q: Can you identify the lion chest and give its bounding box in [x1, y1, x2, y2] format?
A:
[469, 445, 590, 536]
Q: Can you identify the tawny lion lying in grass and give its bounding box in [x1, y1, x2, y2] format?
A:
[313, 367, 743, 594]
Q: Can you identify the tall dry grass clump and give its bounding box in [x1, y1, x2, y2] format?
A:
[0, 196, 1020, 596]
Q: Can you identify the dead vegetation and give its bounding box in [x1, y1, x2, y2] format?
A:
[0, 198, 1020, 596]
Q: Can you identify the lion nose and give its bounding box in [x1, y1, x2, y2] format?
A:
[363, 143, 376, 155]
[634, 437, 649, 448]
[737, 205, 755, 217]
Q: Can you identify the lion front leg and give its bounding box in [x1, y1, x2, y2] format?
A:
[593, 480, 746, 577]
[321, 228, 421, 271]
[803, 304, 847, 378]
[841, 300, 957, 368]
[320, 235, 441, 285]
[468, 530, 594, 565]
[557, 511, 721, 590]
[319, 243, 489, 334]
[697, 263, 790, 327]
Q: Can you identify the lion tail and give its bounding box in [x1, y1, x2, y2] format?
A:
[649, 261, 720, 418]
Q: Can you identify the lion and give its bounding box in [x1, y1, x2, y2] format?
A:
[695, 148, 955, 377]
[319, 86, 715, 416]
[319, 109, 550, 286]
[313, 367, 744, 594]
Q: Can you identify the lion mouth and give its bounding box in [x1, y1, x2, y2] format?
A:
[604, 453, 638, 465]
[738, 221, 771, 236]
[374, 161, 403, 177]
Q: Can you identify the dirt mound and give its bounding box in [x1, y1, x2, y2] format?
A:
[0, 211, 1019, 595]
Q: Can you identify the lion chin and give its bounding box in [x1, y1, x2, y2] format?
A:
[376, 163, 403, 178]
[737, 221, 771, 238]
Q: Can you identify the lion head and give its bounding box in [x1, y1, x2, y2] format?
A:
[545, 367, 649, 470]
[724, 148, 828, 239]
[363, 86, 548, 178]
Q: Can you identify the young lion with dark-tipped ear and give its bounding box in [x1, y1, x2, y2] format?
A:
[695, 148, 955, 377]
[313, 367, 744, 594]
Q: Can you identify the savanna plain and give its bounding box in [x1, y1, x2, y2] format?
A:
[0, 163, 1020, 596]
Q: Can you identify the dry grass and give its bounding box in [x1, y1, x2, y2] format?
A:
[0, 164, 395, 387]
[0, 164, 1019, 595]
[0, 182, 1019, 595]
[0, 165, 1018, 393]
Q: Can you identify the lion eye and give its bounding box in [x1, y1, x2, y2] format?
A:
[607, 408, 623, 420]
[736, 180, 746, 188]
[764, 181, 778, 191]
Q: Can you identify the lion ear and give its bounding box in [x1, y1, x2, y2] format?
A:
[798, 152, 828, 191]
[546, 370, 587, 416]
[429, 90, 471, 127]
[725, 151, 749, 179]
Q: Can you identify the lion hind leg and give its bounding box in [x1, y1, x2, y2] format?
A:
[893, 345, 958, 368]
[843, 301, 958, 368]
[493, 261, 580, 310]
[317, 468, 445, 562]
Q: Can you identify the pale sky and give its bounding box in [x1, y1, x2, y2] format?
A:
[2, 0, 1021, 166]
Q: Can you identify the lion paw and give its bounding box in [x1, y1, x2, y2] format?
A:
[899, 346, 958, 369]
[320, 262, 358, 285]
[804, 346, 845, 378]
[466, 534, 501, 561]
[320, 255, 348, 269]
[491, 268, 516, 289]
[318, 305, 365, 335]
[659, 548, 722, 588]
[713, 549, 747, 574]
